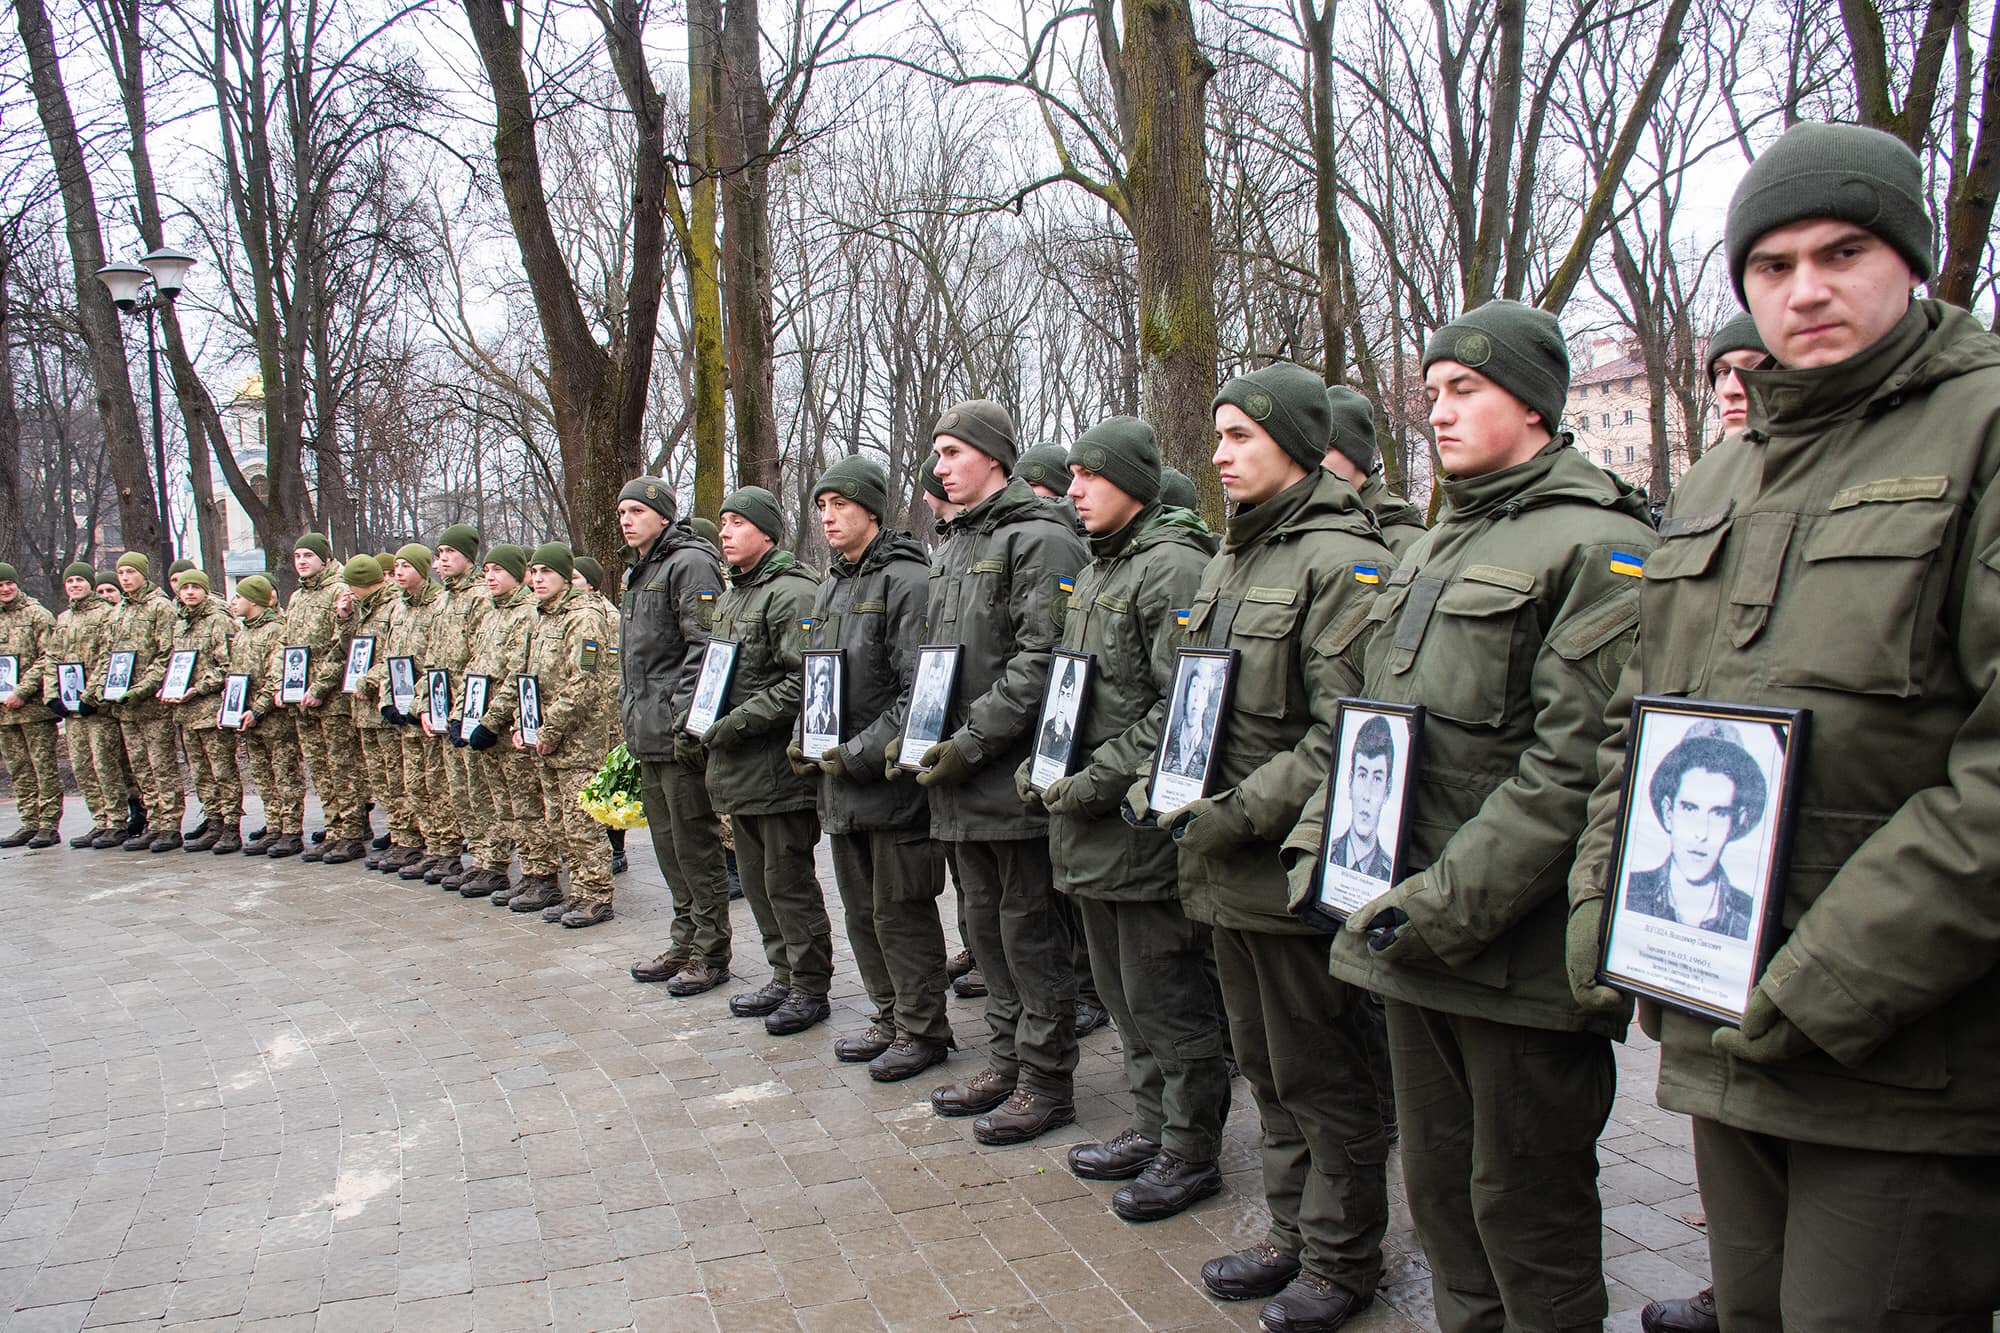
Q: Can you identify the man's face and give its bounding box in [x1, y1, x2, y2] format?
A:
[293, 548, 323, 579]
[177, 582, 206, 608]
[1213, 405, 1306, 506]
[97, 583, 122, 605]
[117, 565, 144, 593]
[64, 576, 91, 601]
[1426, 361, 1547, 477]
[230, 594, 256, 618]
[932, 436, 1005, 506]
[434, 546, 471, 579]
[1183, 668, 1212, 723]
[527, 565, 565, 600]
[484, 563, 519, 596]
[0, 580, 16, 604]
[816, 492, 879, 559]
[1067, 466, 1143, 535]
[392, 559, 425, 592]
[1349, 750, 1389, 843]
[1661, 767, 1738, 884]
[1321, 446, 1365, 487]
[618, 499, 667, 549]
[922, 491, 959, 524]
[718, 512, 773, 570]
[1742, 220, 1919, 369]
[1711, 349, 1763, 431]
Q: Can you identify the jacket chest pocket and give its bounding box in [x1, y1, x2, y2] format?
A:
[1392, 568, 1534, 727]
[1639, 512, 1731, 694]
[1228, 591, 1303, 719]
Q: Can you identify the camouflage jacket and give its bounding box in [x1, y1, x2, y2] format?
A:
[280, 565, 347, 704]
[365, 580, 440, 721]
[466, 584, 535, 737]
[169, 596, 238, 732]
[230, 606, 291, 720]
[46, 594, 116, 708]
[526, 586, 614, 766]
[108, 581, 178, 720]
[433, 569, 488, 714]
[0, 593, 56, 725]
[343, 586, 398, 730]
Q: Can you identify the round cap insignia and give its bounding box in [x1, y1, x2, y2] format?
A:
[1244, 390, 1274, 422]
[1454, 331, 1493, 367]
[646, 484, 661, 499]
[1081, 447, 1105, 470]
[940, 410, 960, 430]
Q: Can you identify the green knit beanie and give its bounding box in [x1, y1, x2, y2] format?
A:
[1014, 444, 1072, 495]
[117, 552, 150, 576]
[689, 517, 719, 546]
[1324, 387, 1378, 472]
[1213, 362, 1331, 470]
[436, 524, 480, 560]
[376, 552, 398, 572]
[341, 554, 383, 587]
[483, 544, 528, 584]
[932, 399, 1018, 472]
[921, 456, 949, 502]
[1160, 467, 1200, 511]
[179, 570, 211, 591]
[813, 455, 890, 519]
[529, 541, 575, 582]
[618, 476, 676, 522]
[237, 574, 277, 608]
[1423, 300, 1571, 435]
[94, 570, 118, 589]
[293, 533, 333, 562]
[0, 563, 17, 584]
[1726, 121, 1933, 300]
[394, 543, 432, 578]
[573, 556, 607, 593]
[1069, 417, 1161, 505]
[62, 561, 95, 584]
[168, 558, 196, 581]
[720, 486, 785, 544]
[1705, 311, 1770, 382]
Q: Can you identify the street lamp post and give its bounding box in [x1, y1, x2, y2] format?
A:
[96, 247, 197, 563]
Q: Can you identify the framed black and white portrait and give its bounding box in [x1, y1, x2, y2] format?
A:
[686, 638, 739, 737]
[426, 668, 450, 733]
[1147, 648, 1235, 815]
[104, 650, 136, 701]
[1028, 651, 1093, 793]
[387, 656, 418, 713]
[56, 662, 85, 712]
[1598, 696, 1808, 1027]
[278, 646, 310, 705]
[517, 674, 542, 746]
[160, 650, 198, 704]
[896, 644, 961, 770]
[218, 673, 251, 729]
[1297, 700, 1425, 929]
[0, 654, 17, 700]
[461, 674, 491, 742]
[343, 637, 376, 695]
[800, 650, 843, 757]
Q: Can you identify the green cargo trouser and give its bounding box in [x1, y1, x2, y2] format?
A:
[828, 829, 950, 1044]
[1055, 891, 1101, 1009]
[1076, 896, 1230, 1161]
[1388, 1001, 1613, 1333]
[65, 716, 119, 828]
[297, 704, 363, 838]
[181, 727, 243, 824]
[955, 836, 1078, 1098]
[539, 762, 612, 905]
[243, 715, 304, 834]
[1695, 1118, 2000, 1332]
[732, 808, 831, 994]
[0, 721, 61, 830]
[118, 710, 185, 823]
[638, 757, 732, 965]
[1215, 926, 1386, 1297]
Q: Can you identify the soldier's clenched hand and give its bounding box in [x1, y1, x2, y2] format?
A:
[1165, 796, 1251, 856]
[1711, 987, 1814, 1064]
[916, 740, 974, 787]
[1120, 776, 1155, 827]
[1564, 899, 1625, 1012]
[704, 714, 748, 750]
[1344, 881, 1437, 963]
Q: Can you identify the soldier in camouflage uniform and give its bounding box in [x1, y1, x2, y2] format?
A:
[109, 553, 186, 850]
[463, 544, 544, 901]
[275, 535, 366, 861]
[230, 576, 306, 855]
[516, 543, 616, 927]
[45, 563, 120, 845]
[85, 570, 144, 844]
[337, 556, 399, 867]
[430, 524, 488, 889]
[378, 545, 450, 881]
[0, 561, 62, 847]
[572, 556, 627, 875]
[363, 548, 432, 874]
[168, 572, 243, 852]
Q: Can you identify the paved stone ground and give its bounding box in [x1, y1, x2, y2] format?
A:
[0, 796, 1709, 1332]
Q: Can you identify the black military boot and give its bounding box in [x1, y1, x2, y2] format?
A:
[833, 1025, 894, 1063]
[183, 824, 222, 852]
[1110, 1151, 1221, 1222]
[211, 825, 242, 854]
[69, 827, 102, 849]
[929, 1067, 1016, 1118]
[867, 1036, 951, 1083]
[765, 990, 830, 1036]
[1, 826, 36, 848]
[1201, 1244, 1301, 1302]
[264, 832, 304, 858]
[728, 980, 791, 1018]
[126, 798, 147, 839]
[149, 830, 184, 853]
[1067, 1129, 1160, 1181]
[26, 828, 60, 849]
[1258, 1271, 1371, 1332]
[242, 829, 280, 856]
[1641, 1289, 1719, 1333]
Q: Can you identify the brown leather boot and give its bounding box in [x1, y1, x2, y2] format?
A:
[507, 874, 563, 913]
[972, 1088, 1075, 1145]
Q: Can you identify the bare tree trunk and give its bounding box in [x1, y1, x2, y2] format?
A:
[0, 241, 21, 558]
[716, 0, 782, 494]
[678, 0, 730, 520]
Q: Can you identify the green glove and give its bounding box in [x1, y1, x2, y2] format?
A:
[1013, 760, 1045, 810]
[1712, 986, 1815, 1064]
[673, 732, 706, 768]
[1341, 881, 1435, 964]
[1040, 772, 1094, 817]
[785, 742, 820, 778]
[916, 739, 975, 787]
[883, 736, 907, 782]
[1565, 898, 1626, 1012]
[1121, 775, 1156, 827]
[821, 746, 863, 783]
[1167, 796, 1252, 857]
[704, 713, 748, 750]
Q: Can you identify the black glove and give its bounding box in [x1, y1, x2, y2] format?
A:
[449, 722, 468, 748]
[467, 724, 499, 751]
[75, 700, 97, 717]
[380, 705, 403, 726]
[46, 698, 68, 717]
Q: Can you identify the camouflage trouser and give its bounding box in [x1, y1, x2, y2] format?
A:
[501, 745, 553, 876]
[539, 762, 611, 905]
[395, 729, 428, 846]
[118, 709, 185, 823]
[419, 738, 460, 858]
[359, 727, 412, 846]
[243, 714, 304, 834]
[445, 742, 478, 850]
[296, 705, 363, 838]
[86, 713, 136, 817]
[465, 746, 511, 872]
[0, 721, 62, 830]
[181, 726, 244, 825]
[65, 716, 120, 828]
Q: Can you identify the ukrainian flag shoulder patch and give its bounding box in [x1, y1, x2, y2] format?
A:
[1173, 608, 1191, 628]
[698, 589, 716, 602]
[1057, 576, 1075, 594]
[799, 617, 815, 632]
[1609, 551, 1645, 578]
[1353, 565, 1381, 585]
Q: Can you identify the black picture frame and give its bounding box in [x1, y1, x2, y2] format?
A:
[160, 650, 198, 703]
[218, 673, 251, 729]
[800, 650, 844, 757]
[1028, 650, 1093, 793]
[686, 638, 740, 737]
[278, 646, 310, 705]
[1294, 699, 1426, 931]
[461, 674, 491, 742]
[387, 656, 417, 713]
[1597, 695, 1810, 1028]
[425, 668, 450, 733]
[1146, 648, 1236, 816]
[897, 644, 961, 769]
[343, 637, 376, 695]
[517, 674, 542, 746]
[56, 662, 85, 711]
[104, 650, 136, 701]
[0, 654, 18, 700]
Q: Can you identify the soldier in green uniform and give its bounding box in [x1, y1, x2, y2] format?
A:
[1297, 303, 1654, 1333]
[918, 458, 983, 998]
[365, 551, 433, 873]
[1322, 386, 1426, 554]
[390, 544, 459, 883]
[274, 535, 366, 862]
[519, 543, 617, 926]
[109, 553, 185, 850]
[618, 479, 736, 995]
[430, 524, 487, 889]
[0, 562, 61, 847]
[1157, 466, 1204, 522]
[916, 400, 1089, 1146]
[167, 572, 243, 852]
[797, 457, 954, 1076]
[340, 556, 401, 868]
[45, 563, 118, 846]
[230, 576, 305, 856]
[1569, 121, 2000, 1333]
[464, 544, 545, 902]
[1137, 364, 1391, 1331]
[83, 570, 144, 845]
[1022, 418, 1231, 1221]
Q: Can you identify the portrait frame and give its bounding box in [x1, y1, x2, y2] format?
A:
[1295, 699, 1426, 931]
[685, 638, 739, 737]
[217, 673, 251, 729]
[1146, 648, 1237, 816]
[516, 674, 542, 746]
[104, 650, 136, 701]
[160, 650, 198, 703]
[342, 636, 376, 695]
[277, 646, 310, 705]
[387, 656, 417, 713]
[896, 644, 961, 770]
[0, 654, 17, 699]
[56, 662, 86, 712]
[799, 650, 844, 757]
[1597, 695, 1809, 1028]
[1028, 650, 1093, 793]
[461, 674, 491, 742]
[425, 668, 450, 733]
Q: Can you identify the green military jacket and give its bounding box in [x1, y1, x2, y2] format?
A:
[704, 548, 818, 817]
[526, 586, 614, 767]
[0, 593, 55, 725]
[343, 586, 397, 731]
[918, 477, 1088, 841]
[466, 584, 535, 738]
[107, 581, 177, 720]
[281, 565, 347, 705]
[620, 524, 724, 762]
[169, 596, 237, 732]
[1048, 505, 1216, 902]
[1358, 470, 1428, 555]
[1157, 469, 1393, 933]
[808, 530, 931, 835]
[231, 606, 289, 721]
[46, 594, 116, 708]
[1571, 301, 2000, 1153]
[1312, 441, 1655, 1035]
